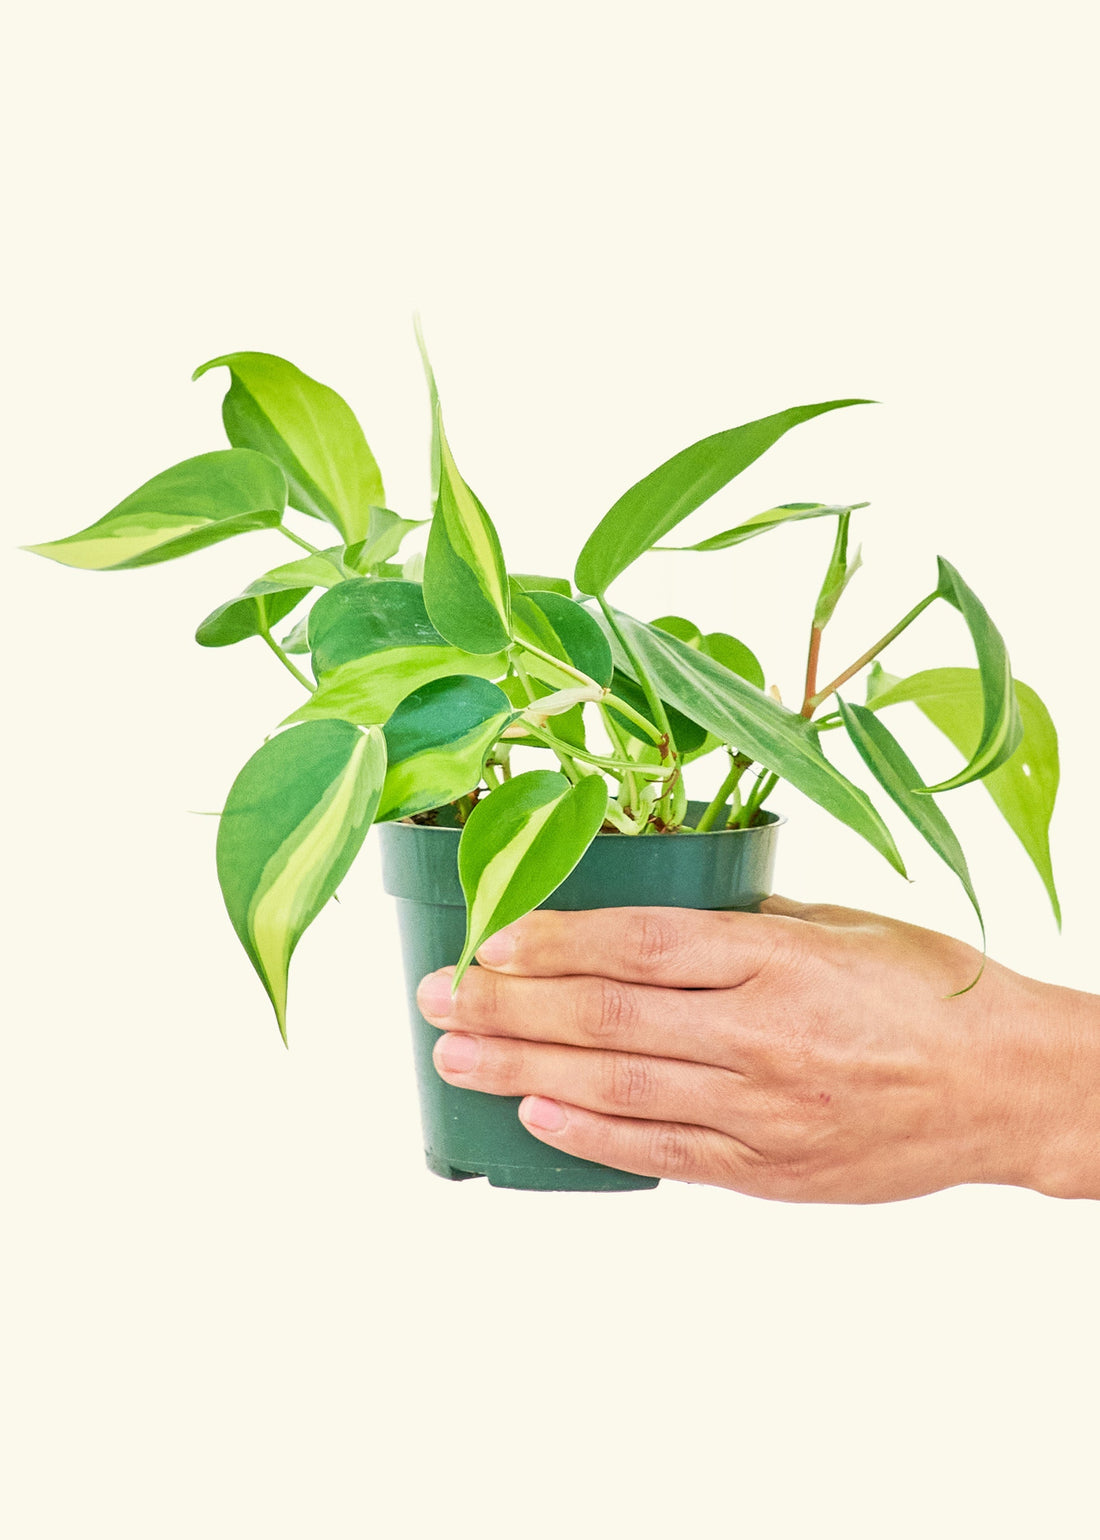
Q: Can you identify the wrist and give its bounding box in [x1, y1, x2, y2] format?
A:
[990, 973, 1100, 1200]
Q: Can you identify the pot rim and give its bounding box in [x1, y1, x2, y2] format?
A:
[389, 806, 787, 838]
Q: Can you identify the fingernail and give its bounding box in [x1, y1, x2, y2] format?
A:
[417, 971, 453, 1019]
[477, 925, 517, 966]
[436, 1033, 480, 1073]
[519, 1095, 566, 1133]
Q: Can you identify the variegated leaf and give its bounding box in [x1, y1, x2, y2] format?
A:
[657, 501, 868, 553]
[377, 676, 517, 821]
[455, 771, 609, 985]
[216, 721, 386, 1042]
[24, 450, 286, 571]
[193, 351, 384, 544]
[512, 588, 614, 690]
[196, 549, 351, 648]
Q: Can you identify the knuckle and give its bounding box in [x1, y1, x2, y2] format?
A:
[454, 966, 503, 1029]
[603, 1052, 655, 1112]
[647, 1123, 698, 1178]
[585, 977, 639, 1040]
[634, 910, 683, 977]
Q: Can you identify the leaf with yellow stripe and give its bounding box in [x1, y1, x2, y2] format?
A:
[193, 351, 384, 545]
[422, 404, 512, 654]
[196, 549, 352, 648]
[454, 771, 609, 986]
[284, 579, 507, 727]
[377, 675, 517, 821]
[217, 720, 386, 1043]
[24, 450, 287, 571]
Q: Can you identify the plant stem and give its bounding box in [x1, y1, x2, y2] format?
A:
[482, 761, 502, 791]
[801, 624, 824, 718]
[742, 770, 779, 824]
[597, 598, 681, 823]
[279, 525, 323, 556]
[525, 723, 669, 779]
[600, 705, 641, 811]
[695, 753, 752, 832]
[511, 653, 539, 702]
[807, 590, 939, 712]
[259, 624, 316, 692]
[602, 692, 666, 748]
[512, 639, 597, 689]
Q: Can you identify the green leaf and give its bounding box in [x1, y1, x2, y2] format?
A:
[378, 676, 517, 821]
[574, 404, 871, 595]
[193, 351, 384, 545]
[512, 589, 614, 690]
[216, 721, 386, 1042]
[287, 579, 506, 726]
[812, 511, 862, 629]
[24, 450, 286, 571]
[422, 406, 512, 653]
[700, 631, 766, 690]
[657, 501, 869, 553]
[868, 667, 1061, 926]
[454, 771, 609, 984]
[605, 610, 906, 874]
[281, 615, 311, 653]
[607, 668, 708, 756]
[196, 550, 351, 648]
[345, 508, 427, 572]
[651, 615, 703, 647]
[837, 698, 985, 986]
[513, 573, 572, 597]
[920, 558, 1024, 793]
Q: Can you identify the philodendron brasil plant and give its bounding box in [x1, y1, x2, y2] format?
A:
[26, 340, 1060, 1048]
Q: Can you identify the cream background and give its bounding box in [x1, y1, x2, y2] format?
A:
[3, 3, 1098, 1536]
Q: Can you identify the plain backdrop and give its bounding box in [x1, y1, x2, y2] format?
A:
[3, 3, 1097, 1536]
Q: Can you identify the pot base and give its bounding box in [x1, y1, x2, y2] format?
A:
[425, 1149, 659, 1191]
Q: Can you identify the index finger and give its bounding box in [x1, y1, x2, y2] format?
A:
[475, 905, 792, 987]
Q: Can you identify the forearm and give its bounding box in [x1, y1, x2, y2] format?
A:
[1008, 976, 1100, 1200]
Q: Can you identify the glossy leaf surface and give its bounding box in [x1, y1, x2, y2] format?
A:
[194, 351, 384, 544]
[513, 574, 572, 597]
[512, 589, 614, 690]
[25, 450, 286, 571]
[574, 403, 869, 595]
[378, 676, 516, 821]
[217, 721, 386, 1042]
[658, 501, 868, 553]
[868, 665, 1060, 924]
[924, 559, 1023, 793]
[838, 698, 984, 971]
[422, 408, 511, 653]
[607, 611, 905, 873]
[455, 771, 609, 984]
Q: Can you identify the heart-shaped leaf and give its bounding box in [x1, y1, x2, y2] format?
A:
[838, 697, 984, 988]
[657, 501, 868, 553]
[867, 665, 1060, 925]
[378, 676, 517, 821]
[25, 450, 286, 571]
[193, 351, 384, 545]
[422, 405, 512, 654]
[574, 403, 870, 595]
[196, 549, 351, 648]
[512, 588, 614, 690]
[455, 771, 609, 984]
[604, 610, 906, 874]
[217, 721, 386, 1042]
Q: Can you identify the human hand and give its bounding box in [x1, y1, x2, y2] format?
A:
[416, 899, 1100, 1202]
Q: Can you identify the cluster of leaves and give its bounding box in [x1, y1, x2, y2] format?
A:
[26, 346, 1059, 1039]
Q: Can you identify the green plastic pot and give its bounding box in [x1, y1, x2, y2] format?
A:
[379, 801, 783, 1192]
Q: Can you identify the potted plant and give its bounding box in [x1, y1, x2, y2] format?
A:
[24, 338, 1060, 1192]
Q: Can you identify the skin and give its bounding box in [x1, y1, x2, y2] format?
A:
[416, 898, 1100, 1203]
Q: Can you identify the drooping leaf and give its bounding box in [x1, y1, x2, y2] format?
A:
[345, 507, 427, 572]
[454, 771, 609, 985]
[377, 676, 517, 821]
[216, 720, 386, 1042]
[287, 579, 506, 726]
[837, 698, 985, 985]
[512, 588, 614, 690]
[196, 549, 351, 648]
[574, 404, 871, 595]
[657, 501, 869, 553]
[868, 666, 1060, 925]
[513, 573, 572, 597]
[24, 450, 286, 571]
[922, 559, 1023, 793]
[604, 610, 906, 874]
[193, 351, 384, 544]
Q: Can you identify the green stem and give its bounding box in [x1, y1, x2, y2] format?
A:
[259, 624, 316, 692]
[482, 761, 502, 791]
[278, 524, 323, 556]
[808, 590, 939, 712]
[511, 653, 539, 703]
[525, 723, 670, 779]
[739, 769, 779, 826]
[597, 597, 680, 823]
[511, 639, 597, 689]
[599, 705, 641, 811]
[695, 753, 752, 832]
[602, 692, 666, 748]
[511, 659, 583, 783]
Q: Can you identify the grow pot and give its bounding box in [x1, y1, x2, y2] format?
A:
[378, 802, 783, 1192]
